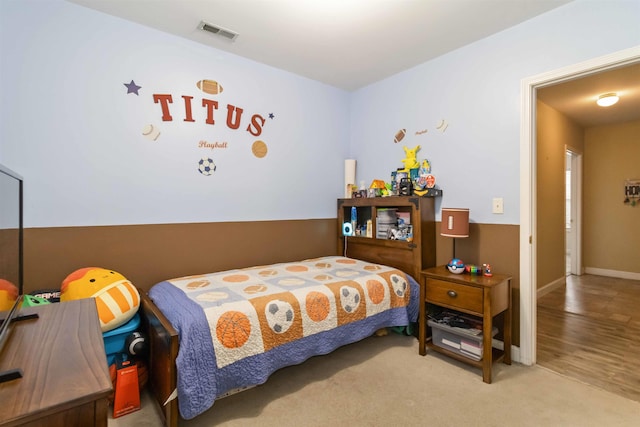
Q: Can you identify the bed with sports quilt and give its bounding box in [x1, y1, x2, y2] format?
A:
[140, 256, 420, 426]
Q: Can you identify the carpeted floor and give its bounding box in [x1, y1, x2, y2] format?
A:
[109, 333, 640, 426]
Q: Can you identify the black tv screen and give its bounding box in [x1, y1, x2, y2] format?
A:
[0, 165, 23, 295]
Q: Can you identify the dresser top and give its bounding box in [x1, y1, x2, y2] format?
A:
[421, 265, 512, 288]
[0, 299, 112, 425]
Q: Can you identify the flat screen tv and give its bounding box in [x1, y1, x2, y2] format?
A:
[0, 164, 23, 296]
[0, 164, 24, 382]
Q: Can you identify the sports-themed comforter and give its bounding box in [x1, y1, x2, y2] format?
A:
[148, 256, 419, 419]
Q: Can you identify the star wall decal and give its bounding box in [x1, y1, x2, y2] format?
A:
[124, 80, 141, 95]
[268, 113, 275, 119]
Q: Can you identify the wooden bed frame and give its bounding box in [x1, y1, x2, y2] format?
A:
[137, 254, 429, 427]
[139, 291, 179, 427]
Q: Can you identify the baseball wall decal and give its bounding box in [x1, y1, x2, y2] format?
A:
[142, 124, 161, 141]
[436, 120, 449, 132]
[196, 79, 224, 95]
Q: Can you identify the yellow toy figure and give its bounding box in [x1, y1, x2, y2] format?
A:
[61, 267, 140, 332]
[400, 145, 421, 172]
[0, 279, 18, 312]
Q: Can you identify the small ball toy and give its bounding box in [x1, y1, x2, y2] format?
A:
[61, 267, 140, 332]
[446, 258, 465, 274]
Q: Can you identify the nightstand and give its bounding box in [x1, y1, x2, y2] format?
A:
[419, 266, 512, 383]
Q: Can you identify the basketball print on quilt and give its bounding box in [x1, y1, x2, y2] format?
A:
[292, 286, 338, 336]
[205, 299, 265, 368]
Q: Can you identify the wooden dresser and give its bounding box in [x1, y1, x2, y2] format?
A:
[0, 299, 112, 427]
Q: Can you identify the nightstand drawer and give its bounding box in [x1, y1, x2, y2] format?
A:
[424, 278, 483, 313]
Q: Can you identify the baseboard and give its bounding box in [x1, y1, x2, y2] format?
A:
[491, 340, 522, 365]
[537, 276, 566, 299]
[584, 267, 640, 281]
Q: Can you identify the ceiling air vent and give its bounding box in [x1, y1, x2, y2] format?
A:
[198, 21, 239, 41]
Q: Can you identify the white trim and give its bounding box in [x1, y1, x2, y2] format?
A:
[584, 267, 640, 281]
[520, 45, 640, 367]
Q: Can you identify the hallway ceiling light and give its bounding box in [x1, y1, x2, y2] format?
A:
[596, 93, 619, 107]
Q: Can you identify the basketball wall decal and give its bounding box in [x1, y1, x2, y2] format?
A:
[196, 79, 224, 95]
[252, 140, 268, 158]
[216, 311, 251, 349]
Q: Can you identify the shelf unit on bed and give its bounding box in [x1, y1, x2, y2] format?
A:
[337, 196, 436, 280]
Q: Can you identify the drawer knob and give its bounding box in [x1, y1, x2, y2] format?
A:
[447, 290, 457, 298]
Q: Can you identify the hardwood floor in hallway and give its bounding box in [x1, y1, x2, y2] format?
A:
[537, 274, 640, 403]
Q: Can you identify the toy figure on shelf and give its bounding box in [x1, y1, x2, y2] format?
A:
[369, 179, 386, 197]
[483, 264, 493, 277]
[399, 145, 421, 173]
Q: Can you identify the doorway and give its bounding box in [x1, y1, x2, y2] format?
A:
[519, 46, 640, 366]
[565, 147, 582, 277]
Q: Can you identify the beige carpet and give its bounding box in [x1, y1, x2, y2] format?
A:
[109, 333, 640, 426]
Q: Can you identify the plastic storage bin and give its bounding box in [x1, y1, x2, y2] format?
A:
[102, 313, 140, 365]
[428, 319, 497, 361]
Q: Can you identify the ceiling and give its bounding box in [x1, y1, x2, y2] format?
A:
[68, 0, 639, 127]
[537, 63, 640, 128]
[68, 0, 572, 90]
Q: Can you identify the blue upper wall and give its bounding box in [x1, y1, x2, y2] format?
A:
[350, 0, 640, 224]
[1, 0, 638, 227]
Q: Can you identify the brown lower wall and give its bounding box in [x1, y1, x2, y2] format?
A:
[24, 219, 520, 344]
[436, 222, 521, 345]
[23, 219, 337, 293]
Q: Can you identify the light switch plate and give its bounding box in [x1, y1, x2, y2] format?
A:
[492, 198, 504, 214]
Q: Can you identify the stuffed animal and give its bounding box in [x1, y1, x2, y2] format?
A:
[61, 268, 140, 332]
[400, 145, 421, 172]
[0, 279, 18, 312]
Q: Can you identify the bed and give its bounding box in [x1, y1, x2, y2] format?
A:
[139, 256, 420, 426]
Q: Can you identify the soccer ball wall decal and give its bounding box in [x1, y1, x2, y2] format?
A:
[198, 158, 216, 176]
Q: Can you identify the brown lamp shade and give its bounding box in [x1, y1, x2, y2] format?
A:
[440, 208, 469, 238]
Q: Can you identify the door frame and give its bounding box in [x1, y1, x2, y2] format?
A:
[565, 146, 583, 276]
[519, 45, 640, 366]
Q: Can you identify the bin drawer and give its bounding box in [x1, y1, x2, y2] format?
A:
[428, 320, 496, 361]
[424, 279, 482, 313]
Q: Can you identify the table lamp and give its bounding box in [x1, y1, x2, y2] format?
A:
[440, 208, 469, 260]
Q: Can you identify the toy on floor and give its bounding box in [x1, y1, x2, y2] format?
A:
[61, 267, 140, 332]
